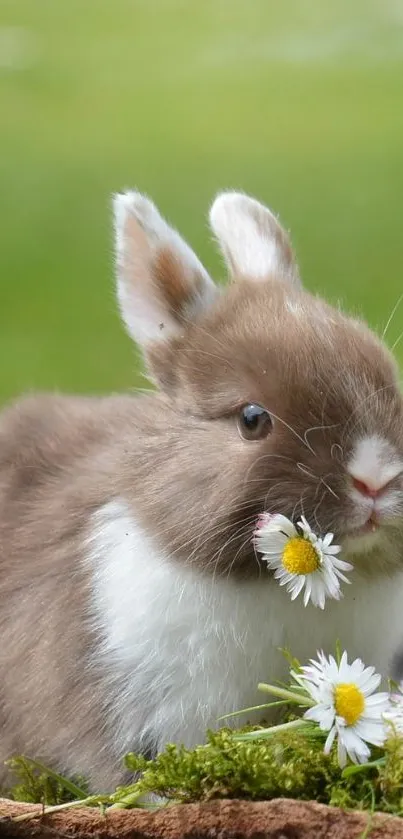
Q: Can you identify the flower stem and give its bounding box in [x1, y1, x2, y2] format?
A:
[341, 758, 385, 779]
[258, 683, 315, 707]
[233, 718, 310, 741]
[217, 700, 289, 721]
[11, 796, 108, 822]
[109, 793, 143, 810]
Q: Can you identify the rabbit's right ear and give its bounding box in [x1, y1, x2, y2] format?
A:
[209, 192, 301, 287]
[113, 191, 217, 347]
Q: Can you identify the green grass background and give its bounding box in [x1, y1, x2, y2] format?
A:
[1, 0, 403, 403]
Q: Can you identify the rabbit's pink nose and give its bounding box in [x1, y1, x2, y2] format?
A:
[351, 476, 386, 498]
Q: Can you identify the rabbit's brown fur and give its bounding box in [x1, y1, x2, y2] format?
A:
[0, 190, 402, 791]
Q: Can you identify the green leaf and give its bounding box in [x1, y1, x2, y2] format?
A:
[341, 758, 385, 778]
[217, 700, 289, 721]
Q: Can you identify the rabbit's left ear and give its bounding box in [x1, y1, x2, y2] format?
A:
[113, 191, 217, 347]
[209, 191, 301, 287]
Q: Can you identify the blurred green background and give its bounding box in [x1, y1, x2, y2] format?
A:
[1, 0, 403, 403]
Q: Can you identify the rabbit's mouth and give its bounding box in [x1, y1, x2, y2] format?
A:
[345, 513, 380, 540]
[342, 513, 398, 560]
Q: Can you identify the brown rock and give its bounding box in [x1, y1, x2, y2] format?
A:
[1, 797, 403, 839]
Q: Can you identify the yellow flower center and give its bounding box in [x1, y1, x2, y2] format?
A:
[334, 683, 365, 726]
[281, 537, 320, 575]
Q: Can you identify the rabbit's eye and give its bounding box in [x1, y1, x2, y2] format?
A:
[238, 404, 273, 441]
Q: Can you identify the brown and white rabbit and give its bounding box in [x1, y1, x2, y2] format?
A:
[1, 190, 403, 792]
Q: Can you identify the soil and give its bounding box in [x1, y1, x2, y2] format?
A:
[1, 797, 403, 839]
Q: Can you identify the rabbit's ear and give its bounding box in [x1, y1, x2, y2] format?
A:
[209, 192, 301, 286]
[113, 191, 217, 346]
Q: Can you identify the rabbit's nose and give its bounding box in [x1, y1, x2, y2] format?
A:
[351, 476, 392, 498]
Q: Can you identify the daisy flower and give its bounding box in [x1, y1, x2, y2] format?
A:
[383, 684, 403, 736]
[254, 513, 352, 609]
[293, 650, 390, 766]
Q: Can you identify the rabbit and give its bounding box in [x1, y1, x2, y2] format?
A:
[1, 189, 403, 793]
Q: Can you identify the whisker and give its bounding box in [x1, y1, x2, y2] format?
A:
[243, 453, 296, 486]
[205, 519, 257, 580]
[225, 533, 261, 579]
[382, 292, 403, 340]
[341, 383, 395, 445]
[298, 493, 308, 520]
[304, 423, 339, 448]
[184, 509, 257, 567]
[331, 442, 343, 462]
[291, 492, 308, 523]
[263, 479, 295, 510]
[296, 462, 316, 480]
[320, 475, 339, 500]
[267, 410, 316, 456]
[391, 329, 403, 354]
[312, 490, 327, 531]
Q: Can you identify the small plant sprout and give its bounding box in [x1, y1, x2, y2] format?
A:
[293, 651, 391, 767]
[254, 513, 352, 609]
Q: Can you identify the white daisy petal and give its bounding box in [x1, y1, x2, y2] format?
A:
[337, 737, 347, 768]
[321, 655, 340, 683]
[295, 650, 388, 767]
[289, 575, 306, 600]
[304, 685, 323, 704]
[257, 513, 297, 538]
[319, 684, 335, 706]
[273, 567, 291, 581]
[264, 554, 285, 567]
[324, 726, 337, 755]
[305, 704, 335, 731]
[363, 692, 390, 709]
[349, 658, 368, 680]
[332, 563, 354, 579]
[277, 576, 293, 587]
[338, 652, 351, 682]
[303, 575, 313, 607]
[304, 705, 327, 724]
[354, 720, 387, 746]
[360, 674, 382, 696]
[321, 567, 342, 598]
[255, 532, 287, 555]
[340, 727, 371, 764]
[332, 570, 351, 585]
[310, 577, 326, 610]
[384, 697, 403, 734]
[298, 515, 311, 532]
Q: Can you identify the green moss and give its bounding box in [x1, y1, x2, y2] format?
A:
[121, 728, 336, 804]
[5, 729, 403, 817]
[380, 736, 403, 814]
[114, 727, 403, 815]
[117, 727, 380, 808]
[4, 756, 89, 806]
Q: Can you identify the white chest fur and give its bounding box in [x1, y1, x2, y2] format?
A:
[86, 500, 403, 758]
